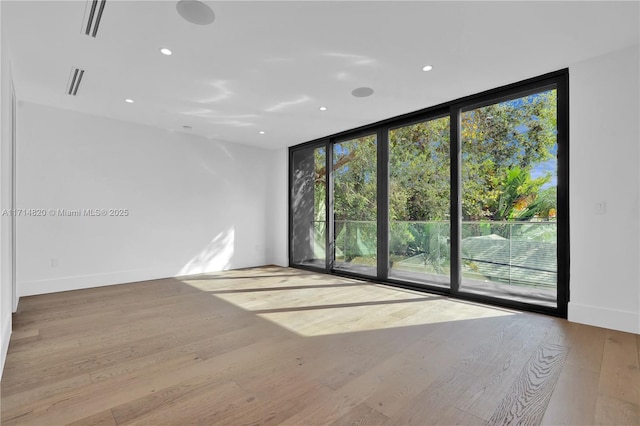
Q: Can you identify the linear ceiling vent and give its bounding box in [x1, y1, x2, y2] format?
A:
[66, 67, 85, 96]
[83, 0, 107, 38]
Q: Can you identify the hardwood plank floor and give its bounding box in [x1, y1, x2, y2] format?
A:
[1, 266, 638, 425]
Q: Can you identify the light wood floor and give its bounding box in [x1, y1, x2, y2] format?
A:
[1, 266, 639, 425]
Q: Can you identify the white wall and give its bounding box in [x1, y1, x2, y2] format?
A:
[16, 102, 270, 297]
[265, 147, 288, 267]
[0, 0, 13, 374]
[568, 45, 640, 334]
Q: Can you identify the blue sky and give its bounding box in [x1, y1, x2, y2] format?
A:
[531, 144, 557, 188]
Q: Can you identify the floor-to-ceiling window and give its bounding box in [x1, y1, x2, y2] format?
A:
[289, 70, 568, 317]
[333, 134, 378, 277]
[290, 144, 327, 268]
[388, 116, 450, 287]
[459, 88, 559, 307]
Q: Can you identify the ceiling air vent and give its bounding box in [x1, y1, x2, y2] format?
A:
[66, 67, 85, 96]
[83, 0, 107, 37]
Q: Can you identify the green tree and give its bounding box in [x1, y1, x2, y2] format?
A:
[322, 89, 558, 263]
[389, 116, 450, 221]
[493, 166, 551, 221]
[461, 90, 557, 220]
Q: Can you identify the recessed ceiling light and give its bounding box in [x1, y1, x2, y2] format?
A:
[124, 98, 134, 103]
[319, 106, 327, 111]
[160, 48, 173, 56]
[422, 65, 433, 72]
[351, 87, 374, 98]
[176, 0, 215, 25]
[259, 131, 265, 134]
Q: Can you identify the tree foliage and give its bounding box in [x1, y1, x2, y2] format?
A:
[321, 90, 557, 224]
[311, 90, 558, 262]
[332, 136, 378, 222]
[461, 90, 557, 220]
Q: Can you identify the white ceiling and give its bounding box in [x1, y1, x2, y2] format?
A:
[4, 1, 639, 150]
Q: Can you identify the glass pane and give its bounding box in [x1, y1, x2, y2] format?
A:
[460, 89, 558, 307]
[333, 135, 377, 277]
[388, 117, 450, 287]
[291, 146, 326, 267]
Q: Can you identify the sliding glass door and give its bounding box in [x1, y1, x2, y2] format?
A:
[290, 145, 327, 268]
[459, 88, 559, 308]
[332, 134, 377, 277]
[289, 70, 568, 316]
[388, 116, 450, 287]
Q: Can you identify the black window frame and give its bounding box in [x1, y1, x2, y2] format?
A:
[288, 69, 569, 318]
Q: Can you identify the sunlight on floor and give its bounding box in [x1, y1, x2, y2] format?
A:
[181, 267, 517, 337]
[257, 300, 515, 336]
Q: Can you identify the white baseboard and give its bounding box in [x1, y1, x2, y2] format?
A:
[19, 269, 182, 297]
[569, 302, 640, 334]
[1, 312, 11, 378]
[17, 263, 264, 298]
